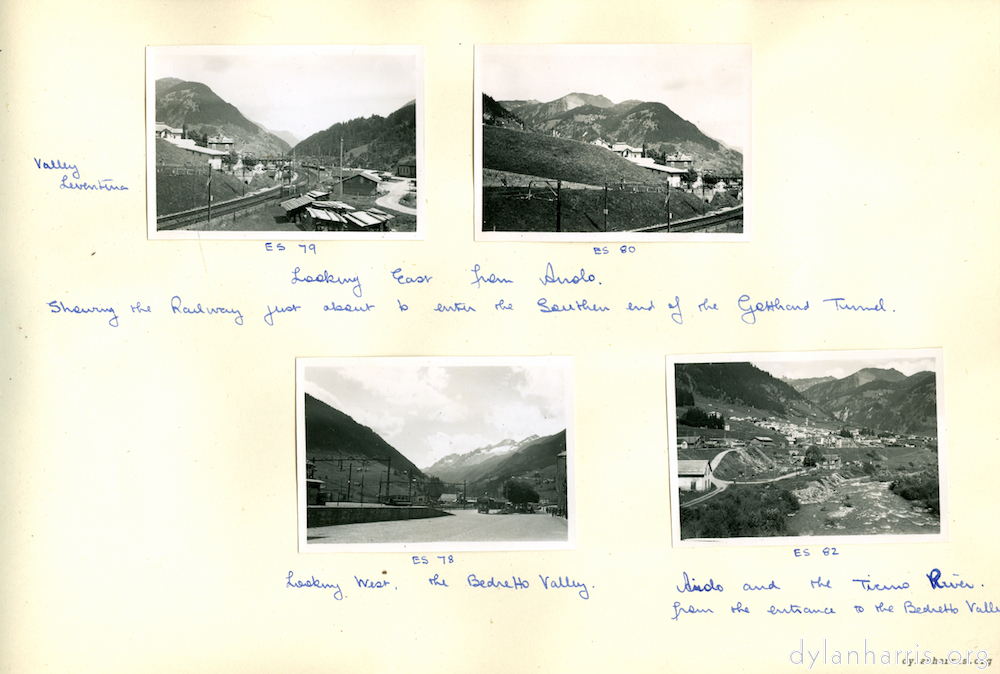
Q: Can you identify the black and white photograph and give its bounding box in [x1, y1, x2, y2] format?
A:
[668, 350, 946, 546]
[475, 44, 751, 241]
[297, 357, 574, 552]
[146, 45, 423, 239]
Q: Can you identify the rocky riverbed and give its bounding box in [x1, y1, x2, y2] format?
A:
[787, 475, 939, 537]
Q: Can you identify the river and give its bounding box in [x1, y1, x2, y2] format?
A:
[787, 476, 939, 536]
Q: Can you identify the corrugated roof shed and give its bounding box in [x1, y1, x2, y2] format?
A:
[280, 195, 315, 212]
[312, 200, 355, 211]
[305, 207, 347, 223]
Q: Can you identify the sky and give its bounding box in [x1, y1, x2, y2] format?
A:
[304, 361, 568, 469]
[150, 46, 418, 141]
[478, 44, 752, 150]
[750, 356, 937, 381]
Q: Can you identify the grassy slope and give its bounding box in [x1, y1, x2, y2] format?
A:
[483, 187, 709, 233]
[155, 137, 204, 166]
[483, 125, 666, 186]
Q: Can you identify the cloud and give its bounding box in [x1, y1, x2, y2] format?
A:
[486, 400, 564, 441]
[513, 366, 565, 416]
[339, 365, 469, 423]
[303, 380, 405, 440]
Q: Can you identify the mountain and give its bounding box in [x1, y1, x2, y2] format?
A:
[267, 129, 300, 149]
[485, 92, 743, 175]
[292, 101, 416, 171]
[679, 364, 937, 436]
[781, 375, 836, 393]
[154, 78, 291, 157]
[483, 124, 669, 186]
[801, 368, 907, 402]
[424, 431, 566, 489]
[504, 92, 615, 128]
[304, 393, 424, 479]
[424, 434, 542, 484]
[483, 93, 525, 129]
[675, 362, 831, 419]
[155, 77, 184, 96]
[800, 370, 936, 434]
[498, 99, 540, 109]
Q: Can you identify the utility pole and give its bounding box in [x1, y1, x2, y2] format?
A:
[385, 455, 391, 502]
[603, 182, 608, 232]
[339, 137, 344, 198]
[555, 180, 562, 232]
[206, 160, 212, 226]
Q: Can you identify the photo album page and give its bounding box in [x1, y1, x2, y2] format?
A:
[2, 1, 998, 672]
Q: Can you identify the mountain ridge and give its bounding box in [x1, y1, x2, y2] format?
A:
[485, 91, 742, 175]
[679, 364, 936, 436]
[154, 78, 291, 157]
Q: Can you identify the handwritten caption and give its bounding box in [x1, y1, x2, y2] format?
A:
[285, 555, 593, 601]
[45, 252, 895, 328]
[670, 563, 996, 621]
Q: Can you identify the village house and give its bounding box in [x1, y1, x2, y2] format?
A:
[159, 136, 228, 170]
[395, 156, 417, 179]
[677, 459, 712, 492]
[663, 152, 694, 169]
[207, 135, 235, 152]
[676, 435, 702, 449]
[611, 143, 643, 158]
[154, 123, 182, 140]
[337, 170, 382, 196]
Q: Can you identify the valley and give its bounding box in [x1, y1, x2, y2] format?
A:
[674, 359, 941, 541]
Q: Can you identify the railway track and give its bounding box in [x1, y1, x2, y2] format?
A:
[156, 170, 311, 231]
[635, 205, 743, 233]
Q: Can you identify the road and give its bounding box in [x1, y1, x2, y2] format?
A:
[376, 178, 417, 215]
[307, 507, 567, 544]
[680, 448, 808, 508]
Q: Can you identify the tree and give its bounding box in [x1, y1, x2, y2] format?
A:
[675, 387, 695, 407]
[803, 446, 824, 467]
[683, 168, 698, 190]
[422, 476, 445, 501]
[502, 479, 539, 506]
[700, 171, 720, 199]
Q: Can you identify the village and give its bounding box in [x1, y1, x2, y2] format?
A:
[675, 406, 941, 540]
[154, 122, 418, 232]
[677, 412, 935, 495]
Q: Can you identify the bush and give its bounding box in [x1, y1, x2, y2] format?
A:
[680, 485, 799, 539]
[890, 467, 940, 515]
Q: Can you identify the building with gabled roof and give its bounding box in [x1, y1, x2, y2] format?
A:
[677, 459, 712, 491]
[155, 123, 183, 140]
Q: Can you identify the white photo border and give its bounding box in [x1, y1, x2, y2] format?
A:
[475, 43, 752, 243]
[667, 348, 948, 548]
[296, 356, 577, 553]
[146, 44, 425, 241]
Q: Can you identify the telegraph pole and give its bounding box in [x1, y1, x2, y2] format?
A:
[206, 160, 212, 226]
[339, 137, 344, 197]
